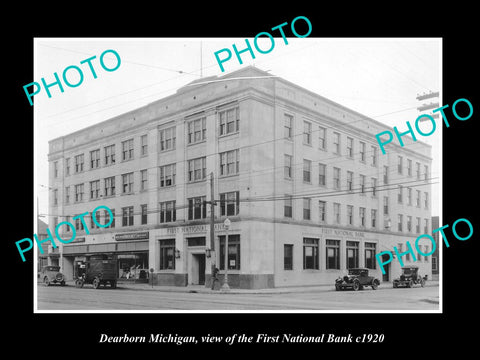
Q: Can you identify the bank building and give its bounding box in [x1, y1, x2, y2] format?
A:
[46, 66, 433, 289]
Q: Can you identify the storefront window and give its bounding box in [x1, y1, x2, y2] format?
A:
[346, 241, 359, 269]
[219, 235, 240, 270]
[159, 239, 176, 270]
[303, 238, 319, 269]
[326, 239, 340, 269]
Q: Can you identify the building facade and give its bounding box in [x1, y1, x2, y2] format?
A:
[47, 66, 433, 289]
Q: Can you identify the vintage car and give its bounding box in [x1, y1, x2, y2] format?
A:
[393, 266, 427, 288]
[75, 255, 117, 289]
[39, 265, 65, 286]
[335, 268, 380, 291]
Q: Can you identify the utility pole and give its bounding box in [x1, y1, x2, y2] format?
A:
[208, 172, 216, 289]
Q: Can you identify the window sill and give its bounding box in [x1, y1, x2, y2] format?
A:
[219, 131, 239, 139]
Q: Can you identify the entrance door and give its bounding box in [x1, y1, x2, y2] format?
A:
[381, 254, 390, 281]
[192, 253, 206, 285]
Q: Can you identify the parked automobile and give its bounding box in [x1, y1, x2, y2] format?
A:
[39, 265, 65, 286]
[393, 266, 427, 288]
[335, 268, 380, 291]
[75, 255, 117, 289]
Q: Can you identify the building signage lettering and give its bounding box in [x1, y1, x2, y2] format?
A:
[320, 228, 365, 238]
[167, 223, 228, 235]
[115, 232, 149, 241]
[376, 217, 473, 274]
[375, 97, 473, 154]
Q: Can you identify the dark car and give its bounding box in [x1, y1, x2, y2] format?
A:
[335, 268, 380, 291]
[39, 265, 65, 286]
[75, 255, 117, 289]
[393, 266, 427, 288]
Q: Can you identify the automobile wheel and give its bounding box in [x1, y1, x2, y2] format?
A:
[371, 280, 379, 290]
[352, 280, 360, 291]
[93, 278, 100, 289]
[43, 277, 50, 286]
[75, 279, 84, 288]
[407, 280, 413, 288]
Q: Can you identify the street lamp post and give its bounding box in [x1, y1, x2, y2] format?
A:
[221, 218, 231, 291]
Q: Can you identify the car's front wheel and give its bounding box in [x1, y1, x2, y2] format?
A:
[371, 280, 379, 290]
[43, 277, 50, 286]
[352, 280, 360, 291]
[92, 278, 101, 289]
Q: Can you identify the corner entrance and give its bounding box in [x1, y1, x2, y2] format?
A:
[191, 253, 206, 285]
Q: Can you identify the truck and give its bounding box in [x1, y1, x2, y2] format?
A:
[75, 254, 118, 289]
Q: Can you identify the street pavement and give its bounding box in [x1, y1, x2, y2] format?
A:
[36, 280, 440, 311]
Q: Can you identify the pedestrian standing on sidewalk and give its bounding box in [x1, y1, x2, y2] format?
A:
[211, 267, 219, 290]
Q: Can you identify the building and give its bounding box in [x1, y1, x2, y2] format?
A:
[431, 216, 439, 280]
[37, 218, 50, 271]
[47, 66, 433, 289]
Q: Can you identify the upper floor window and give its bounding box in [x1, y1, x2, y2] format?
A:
[188, 157, 206, 182]
[303, 121, 312, 145]
[104, 145, 115, 165]
[219, 107, 239, 136]
[122, 139, 134, 161]
[284, 114, 293, 139]
[159, 126, 176, 151]
[187, 117, 206, 144]
[220, 149, 239, 176]
[90, 149, 100, 169]
[74, 154, 84, 173]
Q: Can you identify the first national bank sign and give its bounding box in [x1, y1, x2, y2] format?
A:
[166, 223, 227, 235]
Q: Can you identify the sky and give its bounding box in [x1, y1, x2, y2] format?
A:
[34, 37, 442, 223]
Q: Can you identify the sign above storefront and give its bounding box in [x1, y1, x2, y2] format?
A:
[166, 223, 228, 235]
[115, 232, 149, 241]
[320, 228, 365, 238]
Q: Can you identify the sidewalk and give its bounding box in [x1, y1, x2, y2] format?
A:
[63, 279, 439, 295]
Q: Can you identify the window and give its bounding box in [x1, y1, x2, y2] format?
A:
[159, 239, 175, 270]
[416, 190, 421, 207]
[398, 155, 403, 174]
[360, 174, 366, 194]
[359, 141, 366, 162]
[141, 204, 147, 224]
[407, 216, 412, 232]
[334, 203, 341, 224]
[424, 192, 429, 209]
[106, 209, 115, 228]
[104, 144, 115, 165]
[284, 244, 293, 270]
[383, 166, 389, 184]
[346, 241, 359, 269]
[333, 132, 340, 154]
[188, 157, 207, 182]
[122, 206, 134, 227]
[90, 149, 100, 169]
[365, 243, 376, 269]
[284, 154, 292, 179]
[220, 149, 239, 176]
[122, 172, 134, 194]
[188, 196, 207, 220]
[74, 154, 84, 173]
[371, 146, 377, 166]
[359, 207, 366, 227]
[347, 171, 353, 191]
[332, 167, 340, 190]
[424, 165, 429, 180]
[140, 169, 148, 191]
[326, 240, 340, 269]
[424, 218, 429, 233]
[104, 176, 115, 197]
[319, 163, 326, 186]
[347, 137, 353, 158]
[416, 162, 421, 179]
[371, 178, 377, 197]
[371, 209, 377, 228]
[398, 185, 403, 204]
[141, 134, 148, 156]
[383, 196, 389, 215]
[303, 198, 311, 220]
[159, 164, 176, 187]
[122, 139, 134, 161]
[65, 158, 70, 176]
[90, 180, 100, 199]
[416, 217, 421, 233]
[54, 161, 58, 178]
[284, 114, 293, 139]
[303, 238, 319, 269]
[65, 186, 70, 204]
[74, 184, 84, 202]
[220, 191, 239, 216]
[347, 205, 353, 225]
[319, 201, 326, 222]
[160, 201, 176, 223]
[407, 159, 412, 176]
[219, 107, 239, 136]
[303, 159, 311, 183]
[303, 121, 312, 145]
[91, 211, 101, 229]
[65, 216, 71, 232]
[407, 187, 412, 205]
[432, 256, 438, 271]
[319, 126, 326, 150]
[219, 235, 240, 270]
[187, 117, 206, 144]
[75, 216, 84, 231]
[159, 126, 176, 151]
[284, 195, 293, 218]
[398, 214, 403, 232]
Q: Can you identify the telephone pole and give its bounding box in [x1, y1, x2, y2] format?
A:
[208, 172, 217, 288]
